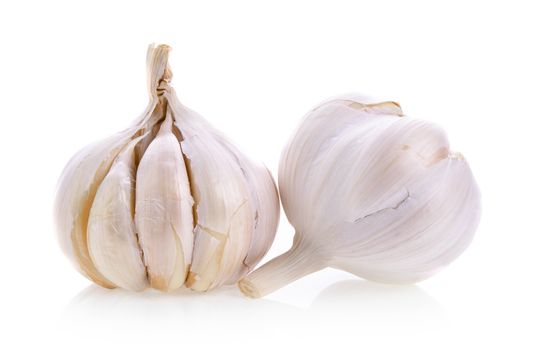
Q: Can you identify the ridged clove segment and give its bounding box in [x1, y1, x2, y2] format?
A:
[220, 141, 280, 284]
[54, 131, 136, 289]
[164, 90, 280, 292]
[135, 112, 194, 291]
[174, 108, 254, 291]
[87, 137, 148, 291]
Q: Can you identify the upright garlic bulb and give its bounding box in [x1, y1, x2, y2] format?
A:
[239, 96, 481, 298]
[55, 44, 279, 292]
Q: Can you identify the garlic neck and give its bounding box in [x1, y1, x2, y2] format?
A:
[238, 236, 326, 298]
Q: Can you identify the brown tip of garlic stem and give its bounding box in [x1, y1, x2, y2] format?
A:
[238, 278, 261, 298]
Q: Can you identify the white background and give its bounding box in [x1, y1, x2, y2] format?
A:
[0, 0, 531, 349]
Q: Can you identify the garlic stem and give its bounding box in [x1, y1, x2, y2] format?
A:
[238, 237, 325, 298]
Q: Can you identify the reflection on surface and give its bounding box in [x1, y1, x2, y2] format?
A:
[59, 279, 445, 347]
[63, 279, 443, 324]
[63, 284, 300, 325]
[310, 280, 445, 325]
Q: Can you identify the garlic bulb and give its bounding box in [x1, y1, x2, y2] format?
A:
[239, 95, 481, 298]
[55, 44, 280, 292]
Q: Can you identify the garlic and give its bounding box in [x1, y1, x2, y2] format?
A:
[55, 44, 280, 292]
[239, 95, 481, 298]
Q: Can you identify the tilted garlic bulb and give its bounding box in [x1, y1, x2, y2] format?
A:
[55, 44, 280, 292]
[239, 95, 481, 298]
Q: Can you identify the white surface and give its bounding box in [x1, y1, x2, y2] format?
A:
[0, 0, 531, 349]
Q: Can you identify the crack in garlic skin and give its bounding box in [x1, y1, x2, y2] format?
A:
[352, 190, 411, 224]
[54, 44, 280, 292]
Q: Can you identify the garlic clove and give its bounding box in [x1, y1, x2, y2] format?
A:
[135, 111, 194, 291]
[167, 95, 256, 291]
[199, 133, 280, 284]
[186, 164, 254, 291]
[87, 137, 149, 291]
[225, 155, 280, 283]
[54, 130, 137, 288]
[179, 129, 254, 290]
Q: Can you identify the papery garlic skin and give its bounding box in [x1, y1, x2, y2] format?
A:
[135, 112, 194, 291]
[239, 96, 481, 298]
[55, 131, 138, 288]
[54, 44, 280, 292]
[87, 137, 148, 291]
